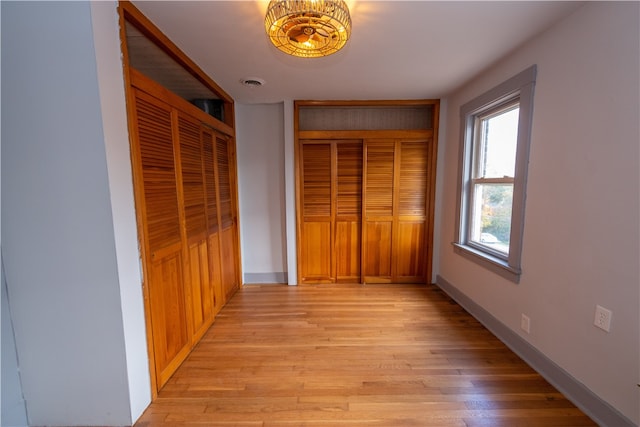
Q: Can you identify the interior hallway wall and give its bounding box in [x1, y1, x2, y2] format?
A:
[1, 1, 150, 424]
[236, 103, 288, 283]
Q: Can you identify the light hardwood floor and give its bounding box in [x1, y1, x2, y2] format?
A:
[135, 284, 596, 426]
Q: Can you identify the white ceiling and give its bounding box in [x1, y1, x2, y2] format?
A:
[130, 1, 584, 104]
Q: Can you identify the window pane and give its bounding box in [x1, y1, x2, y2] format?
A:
[470, 183, 513, 255]
[477, 106, 519, 178]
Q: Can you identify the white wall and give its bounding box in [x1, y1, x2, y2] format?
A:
[90, 1, 151, 421]
[236, 103, 288, 283]
[1, 2, 140, 425]
[283, 100, 298, 285]
[437, 2, 639, 424]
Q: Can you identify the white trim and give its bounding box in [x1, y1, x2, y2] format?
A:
[454, 65, 537, 283]
[283, 100, 298, 286]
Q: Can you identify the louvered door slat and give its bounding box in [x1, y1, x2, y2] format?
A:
[302, 144, 332, 218]
[365, 142, 395, 217]
[336, 143, 362, 217]
[135, 94, 181, 252]
[133, 90, 190, 391]
[202, 130, 219, 234]
[178, 116, 207, 238]
[216, 136, 233, 229]
[399, 141, 428, 216]
[202, 129, 223, 313]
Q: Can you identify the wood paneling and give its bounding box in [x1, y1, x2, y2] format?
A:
[335, 220, 360, 282]
[394, 221, 425, 281]
[147, 246, 190, 388]
[186, 240, 213, 340]
[363, 221, 393, 281]
[208, 234, 223, 315]
[301, 222, 332, 280]
[219, 227, 239, 301]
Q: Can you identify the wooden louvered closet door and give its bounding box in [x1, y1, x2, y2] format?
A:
[215, 134, 240, 301]
[133, 89, 191, 388]
[335, 142, 363, 282]
[202, 129, 224, 315]
[123, 3, 243, 396]
[176, 113, 215, 342]
[363, 141, 395, 282]
[394, 141, 429, 282]
[132, 88, 241, 391]
[363, 139, 431, 283]
[299, 140, 362, 283]
[300, 143, 332, 282]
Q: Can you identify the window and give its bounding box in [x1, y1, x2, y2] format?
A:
[454, 66, 536, 283]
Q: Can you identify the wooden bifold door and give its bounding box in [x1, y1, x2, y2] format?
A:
[131, 87, 240, 392]
[299, 140, 363, 283]
[296, 100, 439, 285]
[363, 139, 431, 283]
[120, 1, 242, 398]
[298, 137, 436, 284]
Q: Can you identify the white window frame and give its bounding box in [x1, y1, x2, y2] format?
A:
[454, 65, 536, 283]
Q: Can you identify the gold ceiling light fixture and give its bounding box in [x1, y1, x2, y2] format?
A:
[264, 0, 352, 58]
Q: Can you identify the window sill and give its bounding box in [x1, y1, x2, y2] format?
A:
[452, 243, 521, 283]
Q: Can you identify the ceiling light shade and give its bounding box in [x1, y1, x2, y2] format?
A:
[265, 0, 351, 58]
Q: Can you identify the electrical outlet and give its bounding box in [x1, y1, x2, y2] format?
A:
[594, 305, 612, 332]
[521, 314, 531, 334]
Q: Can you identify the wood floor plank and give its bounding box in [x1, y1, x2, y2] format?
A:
[134, 284, 596, 426]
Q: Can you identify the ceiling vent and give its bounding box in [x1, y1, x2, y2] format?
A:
[240, 78, 265, 87]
